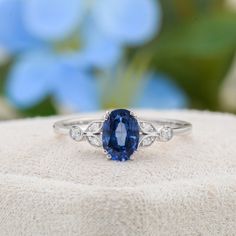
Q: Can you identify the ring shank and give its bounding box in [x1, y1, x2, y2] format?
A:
[53, 118, 101, 134]
[143, 119, 192, 135]
[53, 117, 192, 136]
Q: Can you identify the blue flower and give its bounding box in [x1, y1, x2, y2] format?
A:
[0, 0, 41, 53]
[23, 0, 85, 41]
[6, 51, 100, 111]
[54, 70, 100, 111]
[134, 73, 187, 109]
[1, 0, 164, 112]
[92, 0, 161, 45]
[80, 17, 123, 69]
[6, 51, 59, 107]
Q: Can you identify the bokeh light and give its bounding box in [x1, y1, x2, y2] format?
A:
[0, 0, 235, 119]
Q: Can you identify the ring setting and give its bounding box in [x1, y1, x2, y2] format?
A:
[53, 109, 192, 161]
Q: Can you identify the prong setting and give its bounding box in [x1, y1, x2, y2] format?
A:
[104, 111, 111, 120]
[106, 154, 112, 160]
[130, 111, 137, 119]
[129, 153, 136, 160]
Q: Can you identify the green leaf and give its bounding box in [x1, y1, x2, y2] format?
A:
[19, 97, 57, 117]
[101, 55, 150, 109]
[150, 12, 236, 109]
[0, 61, 11, 94]
[159, 0, 225, 26]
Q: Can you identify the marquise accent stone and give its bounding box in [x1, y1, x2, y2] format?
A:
[87, 135, 102, 147]
[86, 121, 103, 133]
[139, 135, 156, 147]
[139, 122, 156, 133]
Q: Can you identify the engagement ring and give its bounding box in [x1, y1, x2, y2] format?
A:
[53, 109, 192, 161]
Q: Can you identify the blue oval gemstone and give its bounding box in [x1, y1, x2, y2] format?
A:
[102, 109, 139, 161]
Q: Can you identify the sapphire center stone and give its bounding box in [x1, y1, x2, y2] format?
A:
[102, 109, 139, 161]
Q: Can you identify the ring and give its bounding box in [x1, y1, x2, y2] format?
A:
[53, 109, 192, 161]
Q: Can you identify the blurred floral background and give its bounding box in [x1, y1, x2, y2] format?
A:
[0, 0, 236, 119]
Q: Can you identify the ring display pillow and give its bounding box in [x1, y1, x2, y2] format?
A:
[0, 110, 235, 236]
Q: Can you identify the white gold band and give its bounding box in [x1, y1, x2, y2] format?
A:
[54, 117, 192, 135]
[53, 116, 192, 146]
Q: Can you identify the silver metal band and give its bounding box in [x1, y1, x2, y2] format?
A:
[54, 118, 192, 135]
[53, 115, 192, 147]
[54, 118, 103, 135]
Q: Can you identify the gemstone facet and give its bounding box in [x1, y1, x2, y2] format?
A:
[102, 109, 139, 161]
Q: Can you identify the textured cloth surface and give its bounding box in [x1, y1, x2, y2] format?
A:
[0, 110, 236, 236]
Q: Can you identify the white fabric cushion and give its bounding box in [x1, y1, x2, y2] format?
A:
[0, 110, 236, 236]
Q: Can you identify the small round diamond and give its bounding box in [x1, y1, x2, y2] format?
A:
[159, 126, 173, 142]
[69, 126, 83, 142]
